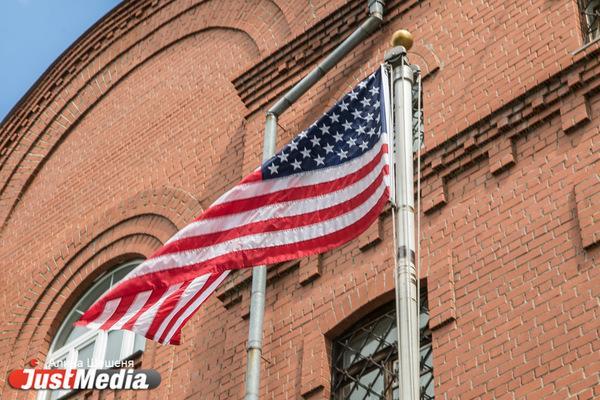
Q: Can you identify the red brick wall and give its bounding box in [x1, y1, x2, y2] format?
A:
[0, 0, 598, 399]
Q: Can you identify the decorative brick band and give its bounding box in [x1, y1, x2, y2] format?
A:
[574, 167, 600, 250]
[300, 323, 330, 398]
[418, 46, 600, 215]
[0, 0, 292, 232]
[428, 252, 456, 330]
[232, 0, 421, 115]
[561, 94, 591, 133]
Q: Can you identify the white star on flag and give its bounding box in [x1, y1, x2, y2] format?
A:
[319, 124, 330, 135]
[351, 109, 362, 119]
[300, 148, 311, 158]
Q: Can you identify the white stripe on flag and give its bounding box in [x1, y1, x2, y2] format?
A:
[132, 283, 183, 336]
[152, 274, 211, 341]
[126, 179, 388, 280]
[86, 298, 121, 330]
[165, 155, 388, 244]
[109, 290, 153, 331]
[162, 270, 230, 344]
[210, 137, 387, 207]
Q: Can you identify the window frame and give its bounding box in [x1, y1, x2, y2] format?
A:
[579, 0, 600, 44]
[40, 260, 145, 400]
[331, 289, 433, 400]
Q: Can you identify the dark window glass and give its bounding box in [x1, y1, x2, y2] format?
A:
[332, 290, 433, 400]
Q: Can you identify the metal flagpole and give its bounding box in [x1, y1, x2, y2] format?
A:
[385, 30, 420, 400]
[243, 2, 386, 399]
[244, 113, 277, 400]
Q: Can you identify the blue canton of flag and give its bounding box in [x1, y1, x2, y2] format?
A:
[262, 69, 386, 179]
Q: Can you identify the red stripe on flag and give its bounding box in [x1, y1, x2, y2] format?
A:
[76, 186, 389, 330]
[239, 169, 262, 184]
[155, 272, 222, 344]
[163, 275, 224, 345]
[120, 287, 169, 331]
[144, 280, 193, 340]
[99, 293, 137, 330]
[154, 168, 386, 258]
[198, 145, 387, 220]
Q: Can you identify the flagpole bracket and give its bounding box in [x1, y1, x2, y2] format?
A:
[384, 46, 407, 65]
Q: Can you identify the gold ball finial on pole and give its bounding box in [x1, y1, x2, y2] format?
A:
[390, 29, 413, 50]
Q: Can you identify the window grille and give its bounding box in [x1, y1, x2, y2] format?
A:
[580, 0, 600, 43]
[332, 291, 434, 400]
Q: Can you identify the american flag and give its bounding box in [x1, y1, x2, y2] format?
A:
[76, 67, 391, 344]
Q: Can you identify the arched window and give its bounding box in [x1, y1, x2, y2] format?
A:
[332, 290, 434, 399]
[42, 260, 146, 399]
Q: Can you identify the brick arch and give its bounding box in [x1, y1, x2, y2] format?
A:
[296, 279, 396, 398]
[0, 0, 291, 233]
[0, 25, 255, 239]
[299, 272, 432, 398]
[408, 43, 443, 78]
[0, 187, 201, 392]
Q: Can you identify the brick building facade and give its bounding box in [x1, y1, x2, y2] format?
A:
[0, 0, 598, 399]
